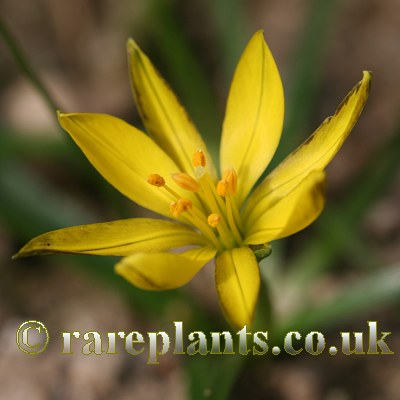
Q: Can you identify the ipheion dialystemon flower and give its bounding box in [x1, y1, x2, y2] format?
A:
[14, 31, 371, 328]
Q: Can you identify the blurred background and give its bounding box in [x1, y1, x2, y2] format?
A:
[1, 0, 400, 399]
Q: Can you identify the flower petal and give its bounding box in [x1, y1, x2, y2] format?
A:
[58, 112, 196, 218]
[115, 246, 216, 291]
[13, 218, 207, 258]
[127, 39, 216, 178]
[244, 170, 326, 245]
[215, 247, 260, 328]
[220, 30, 284, 207]
[245, 71, 371, 222]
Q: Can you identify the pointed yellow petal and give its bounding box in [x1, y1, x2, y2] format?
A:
[58, 112, 194, 218]
[220, 30, 284, 206]
[127, 39, 216, 178]
[245, 71, 371, 222]
[215, 247, 260, 328]
[244, 171, 326, 245]
[13, 218, 207, 258]
[115, 246, 216, 291]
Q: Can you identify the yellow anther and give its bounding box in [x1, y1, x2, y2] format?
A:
[216, 180, 229, 197]
[177, 198, 192, 212]
[170, 202, 179, 217]
[147, 174, 165, 187]
[207, 213, 221, 228]
[224, 169, 237, 195]
[192, 150, 206, 167]
[171, 173, 199, 192]
[170, 198, 192, 218]
[217, 168, 237, 197]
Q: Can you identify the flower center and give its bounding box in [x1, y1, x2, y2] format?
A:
[147, 150, 243, 251]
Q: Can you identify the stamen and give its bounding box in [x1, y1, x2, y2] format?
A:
[170, 202, 179, 217]
[147, 158, 242, 251]
[207, 213, 221, 228]
[192, 150, 206, 167]
[216, 180, 229, 197]
[177, 201, 223, 251]
[217, 168, 237, 197]
[223, 169, 237, 195]
[172, 173, 199, 192]
[147, 174, 165, 187]
[169, 198, 192, 218]
[177, 198, 192, 213]
[201, 173, 227, 217]
[225, 195, 243, 244]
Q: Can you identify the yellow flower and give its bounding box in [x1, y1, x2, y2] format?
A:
[14, 31, 371, 328]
